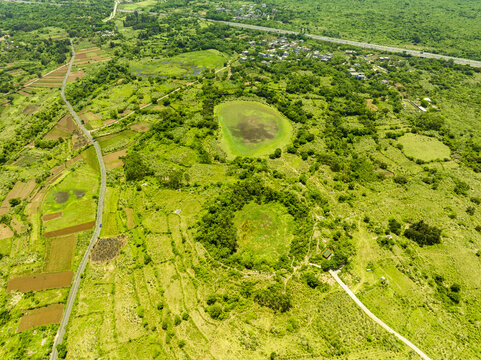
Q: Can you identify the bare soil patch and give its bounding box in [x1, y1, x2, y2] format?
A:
[74, 190, 85, 199]
[7, 272, 73, 292]
[232, 117, 278, 143]
[68, 70, 84, 82]
[91, 235, 127, 263]
[54, 191, 70, 204]
[72, 130, 89, 150]
[44, 221, 95, 238]
[18, 90, 30, 96]
[104, 148, 127, 170]
[42, 211, 63, 222]
[130, 122, 150, 132]
[0, 224, 14, 240]
[17, 304, 64, 332]
[66, 154, 82, 167]
[79, 111, 101, 123]
[366, 99, 378, 111]
[44, 235, 76, 272]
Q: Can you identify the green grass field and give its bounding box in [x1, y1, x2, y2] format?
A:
[234, 202, 294, 264]
[216, 100, 293, 158]
[398, 133, 451, 162]
[131, 50, 226, 77]
[42, 165, 99, 232]
[97, 130, 137, 154]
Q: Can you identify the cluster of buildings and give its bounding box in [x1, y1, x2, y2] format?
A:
[215, 3, 273, 20]
[306, 50, 332, 62]
[348, 67, 366, 80]
[239, 37, 332, 65]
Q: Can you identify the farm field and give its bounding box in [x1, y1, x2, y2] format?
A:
[7, 272, 74, 293]
[17, 304, 64, 333]
[216, 100, 293, 158]
[398, 133, 451, 162]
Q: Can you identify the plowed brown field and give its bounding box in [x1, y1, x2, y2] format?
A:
[17, 304, 64, 332]
[43, 221, 95, 238]
[42, 211, 63, 221]
[7, 272, 73, 292]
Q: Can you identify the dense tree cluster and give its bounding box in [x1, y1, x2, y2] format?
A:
[404, 220, 442, 246]
[254, 283, 292, 312]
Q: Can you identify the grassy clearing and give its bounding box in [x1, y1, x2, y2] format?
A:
[97, 130, 137, 154]
[216, 100, 293, 158]
[131, 50, 226, 77]
[100, 187, 121, 237]
[44, 235, 76, 272]
[234, 202, 294, 263]
[42, 165, 98, 232]
[119, 0, 157, 11]
[398, 133, 451, 162]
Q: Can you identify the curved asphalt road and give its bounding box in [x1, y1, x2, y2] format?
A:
[309, 264, 432, 360]
[49, 40, 107, 360]
[209, 20, 481, 68]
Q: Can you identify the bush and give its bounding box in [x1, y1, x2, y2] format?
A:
[207, 303, 223, 320]
[302, 271, 321, 289]
[393, 175, 408, 185]
[254, 283, 292, 312]
[388, 218, 402, 235]
[404, 220, 441, 246]
[57, 343, 67, 359]
[124, 152, 151, 181]
[8, 198, 20, 207]
[454, 180, 470, 196]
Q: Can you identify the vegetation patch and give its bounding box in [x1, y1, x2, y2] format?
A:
[131, 49, 226, 77]
[398, 133, 451, 162]
[44, 235, 76, 272]
[234, 202, 294, 264]
[91, 235, 127, 263]
[216, 100, 293, 158]
[17, 304, 64, 332]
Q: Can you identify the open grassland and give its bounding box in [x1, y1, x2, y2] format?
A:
[119, 0, 157, 11]
[131, 49, 227, 77]
[234, 202, 294, 264]
[97, 130, 137, 154]
[42, 165, 98, 232]
[398, 133, 451, 162]
[44, 235, 77, 272]
[216, 100, 293, 158]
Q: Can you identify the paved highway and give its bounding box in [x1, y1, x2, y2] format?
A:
[49, 40, 107, 360]
[310, 264, 432, 360]
[210, 20, 481, 68]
